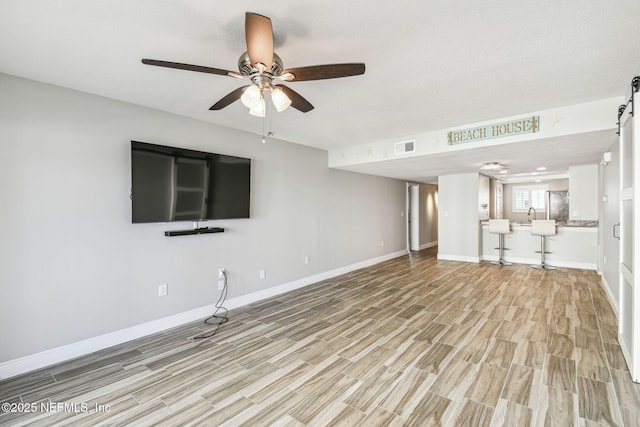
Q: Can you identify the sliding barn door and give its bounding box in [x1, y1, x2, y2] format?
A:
[618, 87, 640, 382]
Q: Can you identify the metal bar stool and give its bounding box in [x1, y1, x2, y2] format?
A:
[489, 219, 511, 266]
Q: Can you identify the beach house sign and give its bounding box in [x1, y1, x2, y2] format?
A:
[448, 116, 539, 145]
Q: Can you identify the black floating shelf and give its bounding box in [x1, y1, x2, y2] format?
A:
[165, 227, 225, 237]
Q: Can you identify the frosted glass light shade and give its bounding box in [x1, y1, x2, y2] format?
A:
[271, 87, 291, 112]
[249, 96, 266, 117]
[241, 84, 262, 109]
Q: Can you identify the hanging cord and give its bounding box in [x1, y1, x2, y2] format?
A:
[268, 99, 274, 138]
[261, 91, 275, 143]
[193, 270, 229, 340]
[261, 105, 266, 143]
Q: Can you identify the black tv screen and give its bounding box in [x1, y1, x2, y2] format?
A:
[131, 141, 251, 223]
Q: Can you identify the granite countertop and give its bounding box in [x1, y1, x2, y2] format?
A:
[559, 220, 599, 228]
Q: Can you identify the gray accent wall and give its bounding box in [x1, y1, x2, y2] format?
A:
[0, 73, 407, 362]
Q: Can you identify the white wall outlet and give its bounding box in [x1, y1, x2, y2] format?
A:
[158, 283, 168, 297]
[573, 210, 579, 217]
[260, 270, 266, 280]
[304, 256, 310, 265]
[380, 240, 385, 246]
[218, 268, 225, 291]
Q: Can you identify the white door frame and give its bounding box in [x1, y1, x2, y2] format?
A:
[407, 183, 420, 251]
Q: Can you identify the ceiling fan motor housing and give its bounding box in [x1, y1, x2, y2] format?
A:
[238, 51, 283, 89]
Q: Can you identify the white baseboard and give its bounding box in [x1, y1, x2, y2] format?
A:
[224, 249, 407, 309]
[419, 240, 438, 250]
[0, 250, 407, 380]
[0, 304, 220, 380]
[600, 275, 620, 317]
[437, 253, 480, 263]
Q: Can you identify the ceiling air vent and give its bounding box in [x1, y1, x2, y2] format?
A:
[394, 140, 416, 155]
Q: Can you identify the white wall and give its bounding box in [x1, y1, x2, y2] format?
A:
[569, 164, 599, 220]
[0, 73, 407, 364]
[437, 173, 480, 262]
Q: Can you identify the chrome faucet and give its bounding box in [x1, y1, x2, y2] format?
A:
[527, 207, 536, 222]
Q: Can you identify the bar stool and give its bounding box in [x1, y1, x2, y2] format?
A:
[531, 220, 556, 270]
[489, 219, 511, 266]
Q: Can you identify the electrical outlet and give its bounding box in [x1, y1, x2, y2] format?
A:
[218, 268, 225, 291]
[158, 283, 168, 297]
[304, 256, 310, 265]
[260, 270, 266, 280]
[380, 240, 385, 246]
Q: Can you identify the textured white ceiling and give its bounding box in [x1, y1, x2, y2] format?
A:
[1, 0, 638, 180]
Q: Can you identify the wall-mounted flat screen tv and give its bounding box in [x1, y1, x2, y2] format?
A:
[131, 141, 251, 223]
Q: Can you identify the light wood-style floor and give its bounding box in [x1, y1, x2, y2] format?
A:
[2, 248, 640, 426]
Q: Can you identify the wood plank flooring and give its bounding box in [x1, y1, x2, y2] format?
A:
[2, 247, 640, 426]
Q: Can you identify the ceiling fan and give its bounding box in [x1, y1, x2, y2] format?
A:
[142, 12, 366, 116]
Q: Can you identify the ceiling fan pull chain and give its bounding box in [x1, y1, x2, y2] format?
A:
[261, 107, 266, 144]
[268, 99, 274, 138]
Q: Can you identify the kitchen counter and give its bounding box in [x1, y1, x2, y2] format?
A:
[480, 221, 598, 270]
[481, 220, 598, 228]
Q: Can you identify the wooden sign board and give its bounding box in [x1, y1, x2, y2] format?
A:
[448, 116, 539, 145]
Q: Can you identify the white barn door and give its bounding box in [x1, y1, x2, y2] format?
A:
[618, 80, 640, 382]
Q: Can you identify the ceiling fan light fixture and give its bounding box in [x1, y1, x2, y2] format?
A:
[142, 12, 365, 116]
[271, 86, 292, 112]
[240, 84, 262, 109]
[248, 95, 266, 117]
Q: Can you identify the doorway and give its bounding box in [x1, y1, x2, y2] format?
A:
[408, 183, 420, 251]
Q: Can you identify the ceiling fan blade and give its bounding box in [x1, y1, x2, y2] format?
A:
[209, 86, 249, 110]
[280, 63, 365, 81]
[277, 85, 314, 113]
[245, 12, 274, 68]
[142, 59, 235, 76]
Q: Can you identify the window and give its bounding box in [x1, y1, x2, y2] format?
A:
[512, 185, 547, 212]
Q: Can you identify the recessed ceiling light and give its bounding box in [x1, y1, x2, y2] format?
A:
[536, 166, 547, 171]
[480, 162, 504, 170]
[499, 169, 508, 174]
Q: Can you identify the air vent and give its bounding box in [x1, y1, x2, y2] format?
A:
[394, 140, 416, 155]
